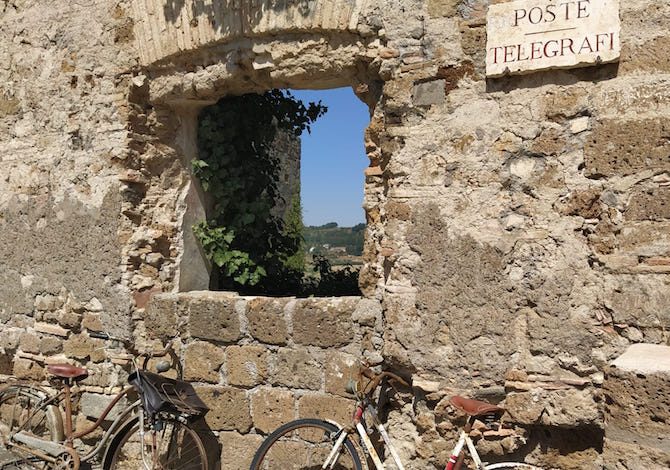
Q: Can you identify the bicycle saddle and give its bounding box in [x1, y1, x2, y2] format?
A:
[450, 396, 505, 417]
[47, 364, 89, 380]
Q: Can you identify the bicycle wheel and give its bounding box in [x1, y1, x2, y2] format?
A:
[104, 415, 207, 470]
[250, 418, 364, 470]
[0, 385, 63, 447]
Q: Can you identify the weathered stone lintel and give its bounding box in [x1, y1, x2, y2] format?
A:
[132, 0, 372, 65]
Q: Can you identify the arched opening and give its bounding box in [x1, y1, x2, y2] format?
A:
[191, 87, 370, 296]
[119, 0, 391, 305]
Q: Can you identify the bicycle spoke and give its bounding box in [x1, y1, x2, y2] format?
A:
[106, 417, 207, 470]
[158, 422, 206, 469]
[251, 419, 363, 470]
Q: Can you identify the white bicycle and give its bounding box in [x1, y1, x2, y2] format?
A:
[250, 365, 543, 470]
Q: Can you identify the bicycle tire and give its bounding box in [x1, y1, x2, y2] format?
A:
[0, 384, 63, 447]
[103, 414, 208, 470]
[250, 418, 364, 470]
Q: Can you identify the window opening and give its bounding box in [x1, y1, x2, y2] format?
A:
[193, 88, 368, 296]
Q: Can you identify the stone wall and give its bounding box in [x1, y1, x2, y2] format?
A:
[0, 0, 139, 337]
[1, 1, 670, 469]
[0, 292, 380, 468]
[144, 292, 383, 468]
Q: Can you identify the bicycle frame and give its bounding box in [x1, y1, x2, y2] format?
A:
[5, 382, 140, 468]
[3, 335, 193, 470]
[446, 430, 483, 470]
[323, 400, 541, 470]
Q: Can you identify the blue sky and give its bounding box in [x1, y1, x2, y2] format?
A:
[291, 88, 369, 227]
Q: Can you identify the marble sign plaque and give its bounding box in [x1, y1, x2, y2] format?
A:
[486, 0, 620, 77]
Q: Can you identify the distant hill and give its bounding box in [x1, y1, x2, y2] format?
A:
[304, 223, 365, 259]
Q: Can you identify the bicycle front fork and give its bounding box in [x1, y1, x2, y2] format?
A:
[446, 431, 470, 470]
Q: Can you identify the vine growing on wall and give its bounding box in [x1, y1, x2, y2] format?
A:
[193, 90, 327, 294]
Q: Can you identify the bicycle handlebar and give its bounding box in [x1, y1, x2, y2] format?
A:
[88, 330, 113, 341]
[358, 366, 411, 397]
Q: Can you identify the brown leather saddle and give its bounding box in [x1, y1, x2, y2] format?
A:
[47, 364, 89, 381]
[450, 395, 505, 417]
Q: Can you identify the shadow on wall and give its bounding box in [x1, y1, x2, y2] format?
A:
[162, 0, 311, 31]
[193, 419, 221, 470]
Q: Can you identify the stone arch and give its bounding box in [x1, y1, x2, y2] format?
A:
[123, 0, 389, 296]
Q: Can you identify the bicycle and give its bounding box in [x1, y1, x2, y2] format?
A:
[250, 364, 544, 470]
[0, 331, 209, 470]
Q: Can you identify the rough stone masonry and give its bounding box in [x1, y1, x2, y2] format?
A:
[1, 0, 669, 469]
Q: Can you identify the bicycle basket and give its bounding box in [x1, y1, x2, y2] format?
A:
[129, 370, 209, 419]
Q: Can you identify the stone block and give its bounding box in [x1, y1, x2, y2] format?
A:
[183, 341, 225, 384]
[81, 313, 104, 332]
[187, 294, 241, 343]
[325, 353, 358, 397]
[34, 294, 60, 312]
[608, 280, 670, 328]
[527, 314, 597, 365]
[352, 298, 381, 328]
[292, 298, 356, 347]
[616, 223, 670, 257]
[625, 188, 670, 221]
[246, 298, 289, 345]
[79, 362, 126, 388]
[34, 322, 68, 338]
[63, 335, 106, 363]
[219, 431, 264, 470]
[195, 385, 252, 432]
[298, 393, 356, 428]
[603, 437, 670, 470]
[570, 116, 590, 134]
[606, 348, 670, 456]
[273, 348, 322, 390]
[19, 332, 40, 354]
[385, 201, 412, 221]
[13, 358, 44, 381]
[554, 188, 602, 219]
[0, 97, 20, 117]
[75, 414, 103, 443]
[39, 336, 62, 355]
[144, 294, 179, 338]
[250, 387, 295, 434]
[133, 286, 161, 310]
[0, 329, 20, 351]
[437, 62, 478, 94]
[79, 392, 128, 420]
[503, 389, 601, 428]
[427, 0, 460, 18]
[412, 80, 446, 107]
[620, 35, 670, 74]
[584, 118, 670, 177]
[530, 127, 565, 156]
[605, 363, 670, 439]
[519, 427, 603, 470]
[0, 354, 13, 375]
[57, 311, 81, 329]
[460, 24, 488, 70]
[225, 345, 268, 388]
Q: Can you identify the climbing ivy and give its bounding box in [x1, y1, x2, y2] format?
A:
[193, 90, 327, 293]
